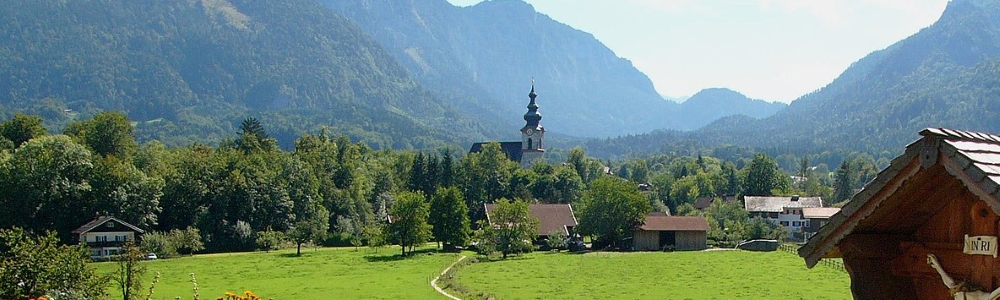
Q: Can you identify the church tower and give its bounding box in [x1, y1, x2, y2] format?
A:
[520, 83, 545, 166]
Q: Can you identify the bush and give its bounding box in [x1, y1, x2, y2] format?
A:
[546, 231, 568, 251]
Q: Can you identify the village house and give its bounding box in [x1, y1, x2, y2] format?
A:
[72, 215, 145, 259]
[800, 207, 840, 235]
[632, 212, 709, 251]
[744, 195, 824, 237]
[484, 203, 577, 240]
[800, 128, 1000, 299]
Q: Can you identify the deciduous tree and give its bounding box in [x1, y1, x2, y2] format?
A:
[387, 191, 432, 256]
[576, 177, 651, 249]
[429, 187, 471, 250]
[473, 198, 538, 259]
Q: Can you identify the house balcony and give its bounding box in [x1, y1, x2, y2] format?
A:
[81, 241, 129, 248]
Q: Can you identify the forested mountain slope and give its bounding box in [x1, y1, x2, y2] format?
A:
[696, 0, 1000, 153]
[676, 88, 787, 130]
[0, 0, 489, 149]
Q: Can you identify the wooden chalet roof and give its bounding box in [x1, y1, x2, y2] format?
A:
[744, 196, 823, 212]
[484, 203, 578, 235]
[639, 213, 710, 231]
[71, 216, 145, 234]
[802, 207, 841, 219]
[799, 128, 1000, 268]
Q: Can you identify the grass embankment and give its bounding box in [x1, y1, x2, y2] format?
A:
[452, 250, 851, 300]
[94, 246, 458, 300]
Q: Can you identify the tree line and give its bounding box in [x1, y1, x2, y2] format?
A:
[0, 111, 879, 255]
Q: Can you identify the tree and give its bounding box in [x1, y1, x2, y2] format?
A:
[64, 111, 137, 158]
[576, 177, 651, 249]
[546, 230, 569, 251]
[833, 161, 853, 204]
[139, 231, 176, 258]
[0, 113, 47, 148]
[255, 229, 286, 253]
[474, 198, 538, 259]
[363, 222, 388, 253]
[429, 187, 471, 250]
[741, 153, 787, 196]
[0, 135, 95, 242]
[459, 142, 518, 221]
[287, 219, 327, 256]
[114, 241, 146, 300]
[387, 191, 432, 256]
[0, 228, 108, 300]
[233, 117, 277, 154]
[170, 226, 204, 256]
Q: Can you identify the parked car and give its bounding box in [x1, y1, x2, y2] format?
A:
[145, 253, 158, 260]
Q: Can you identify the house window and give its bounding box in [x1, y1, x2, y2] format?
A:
[803, 220, 811, 227]
[780, 221, 789, 226]
[792, 221, 801, 226]
[107, 222, 115, 228]
[769, 212, 778, 219]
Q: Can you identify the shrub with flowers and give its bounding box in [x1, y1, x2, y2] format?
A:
[219, 290, 271, 300]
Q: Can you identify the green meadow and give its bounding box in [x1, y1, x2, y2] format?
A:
[95, 247, 850, 299]
[451, 250, 851, 300]
[94, 246, 458, 300]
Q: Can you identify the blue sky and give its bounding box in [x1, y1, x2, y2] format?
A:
[445, 0, 949, 103]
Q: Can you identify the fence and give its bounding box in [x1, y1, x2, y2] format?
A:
[779, 243, 845, 273]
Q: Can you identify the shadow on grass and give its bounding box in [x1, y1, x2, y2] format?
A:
[364, 248, 438, 262]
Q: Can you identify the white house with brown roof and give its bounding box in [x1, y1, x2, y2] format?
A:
[72, 216, 145, 259]
[801, 207, 841, 234]
[484, 203, 577, 238]
[744, 195, 824, 236]
[633, 212, 709, 251]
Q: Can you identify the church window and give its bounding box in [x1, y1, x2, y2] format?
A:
[527, 138, 533, 149]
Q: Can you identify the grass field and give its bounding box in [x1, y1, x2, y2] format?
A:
[93, 246, 458, 300]
[452, 250, 851, 300]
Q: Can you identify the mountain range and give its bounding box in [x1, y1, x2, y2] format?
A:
[324, 0, 785, 138]
[585, 0, 1000, 158]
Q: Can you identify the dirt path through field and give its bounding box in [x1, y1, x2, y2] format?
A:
[431, 255, 467, 300]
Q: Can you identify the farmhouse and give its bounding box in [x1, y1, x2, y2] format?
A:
[744, 195, 823, 236]
[72, 215, 145, 259]
[633, 212, 709, 251]
[469, 84, 545, 167]
[799, 128, 1000, 299]
[801, 207, 840, 234]
[484, 203, 577, 238]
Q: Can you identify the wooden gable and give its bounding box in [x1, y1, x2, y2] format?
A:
[799, 128, 1000, 299]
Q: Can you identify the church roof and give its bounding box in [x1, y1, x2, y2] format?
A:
[469, 141, 523, 163]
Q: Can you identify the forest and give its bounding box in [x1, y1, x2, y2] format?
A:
[0, 111, 882, 254]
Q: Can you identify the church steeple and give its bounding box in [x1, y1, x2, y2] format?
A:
[523, 83, 542, 129]
[520, 82, 545, 165]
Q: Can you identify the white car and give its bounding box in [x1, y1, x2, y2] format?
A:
[145, 253, 158, 260]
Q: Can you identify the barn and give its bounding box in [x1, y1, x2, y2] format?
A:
[799, 128, 1000, 299]
[633, 212, 709, 251]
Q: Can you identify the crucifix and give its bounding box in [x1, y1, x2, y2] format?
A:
[927, 254, 1000, 300]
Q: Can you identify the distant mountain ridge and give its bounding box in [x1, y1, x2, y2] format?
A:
[676, 88, 786, 130]
[325, 0, 784, 138]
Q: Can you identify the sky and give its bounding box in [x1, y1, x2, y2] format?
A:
[445, 0, 950, 103]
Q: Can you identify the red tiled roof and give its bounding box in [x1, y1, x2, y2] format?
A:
[639, 214, 710, 231]
[484, 203, 578, 235]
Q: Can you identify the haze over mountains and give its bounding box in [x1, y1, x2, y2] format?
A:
[587, 0, 1000, 157]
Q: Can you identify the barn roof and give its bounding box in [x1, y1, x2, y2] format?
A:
[72, 216, 145, 234]
[639, 214, 710, 231]
[744, 196, 823, 212]
[484, 203, 578, 235]
[799, 128, 1000, 268]
[802, 207, 841, 219]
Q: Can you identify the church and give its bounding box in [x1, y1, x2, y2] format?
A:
[469, 84, 545, 167]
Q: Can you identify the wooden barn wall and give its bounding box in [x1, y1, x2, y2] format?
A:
[634, 230, 659, 251]
[908, 189, 1000, 300]
[676, 231, 707, 251]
